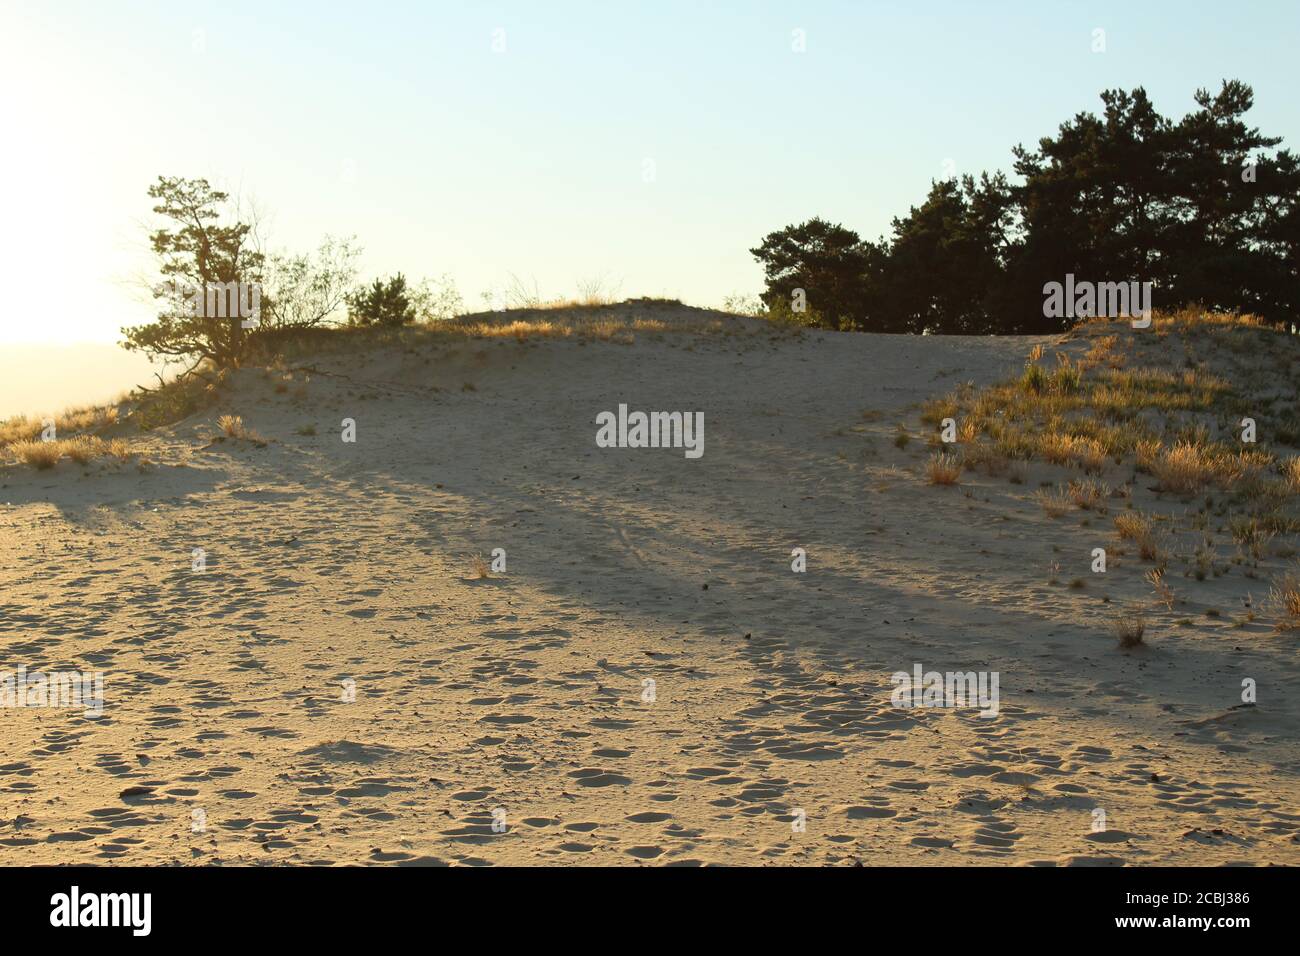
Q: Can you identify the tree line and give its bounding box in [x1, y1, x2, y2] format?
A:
[750, 81, 1299, 334]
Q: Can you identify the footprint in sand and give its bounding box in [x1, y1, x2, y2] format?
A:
[625, 845, 665, 859]
[839, 804, 898, 820]
[965, 817, 1023, 853]
[1086, 829, 1143, 844]
[568, 768, 632, 787]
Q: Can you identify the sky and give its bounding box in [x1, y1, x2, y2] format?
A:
[1, 0, 1297, 351]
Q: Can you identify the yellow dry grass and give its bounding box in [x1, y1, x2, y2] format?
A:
[1039, 433, 1106, 473]
[1033, 487, 1073, 518]
[1115, 511, 1165, 562]
[925, 452, 961, 486]
[1067, 478, 1110, 511]
[9, 439, 63, 469]
[1114, 610, 1147, 648]
[217, 414, 249, 438]
[5, 435, 133, 470]
[0, 404, 120, 448]
[446, 315, 682, 345]
[1270, 568, 1300, 631]
[468, 552, 490, 579]
[1148, 441, 1267, 495]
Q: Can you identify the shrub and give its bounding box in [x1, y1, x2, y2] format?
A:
[348, 273, 416, 328]
[749, 217, 872, 330]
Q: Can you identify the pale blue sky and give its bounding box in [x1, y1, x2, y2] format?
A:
[1, 0, 1297, 345]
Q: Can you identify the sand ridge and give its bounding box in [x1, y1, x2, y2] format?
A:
[1, 307, 1297, 865]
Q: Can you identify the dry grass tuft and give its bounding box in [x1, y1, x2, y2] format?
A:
[926, 452, 961, 486]
[1114, 610, 1147, 648]
[64, 436, 102, 465]
[1230, 516, 1275, 561]
[1, 404, 121, 449]
[4, 434, 133, 470]
[468, 552, 490, 579]
[1267, 568, 1300, 631]
[1135, 439, 1162, 473]
[1033, 487, 1073, 518]
[67, 436, 134, 465]
[1038, 432, 1106, 473]
[1150, 441, 1226, 495]
[217, 414, 247, 438]
[1146, 568, 1175, 611]
[1114, 511, 1165, 562]
[1068, 478, 1110, 511]
[10, 439, 63, 469]
[104, 438, 133, 460]
[0, 417, 46, 446]
[1114, 511, 1152, 541]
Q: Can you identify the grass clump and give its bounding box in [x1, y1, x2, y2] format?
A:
[9, 439, 63, 469]
[926, 452, 961, 486]
[1033, 487, 1072, 518]
[1067, 478, 1110, 511]
[468, 552, 490, 579]
[1115, 511, 1165, 562]
[1146, 568, 1175, 610]
[1268, 568, 1300, 631]
[1114, 610, 1147, 648]
[6, 435, 134, 470]
[217, 414, 247, 438]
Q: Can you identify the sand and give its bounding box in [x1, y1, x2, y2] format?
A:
[2, 305, 1297, 865]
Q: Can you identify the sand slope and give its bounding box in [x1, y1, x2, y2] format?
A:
[2, 307, 1297, 865]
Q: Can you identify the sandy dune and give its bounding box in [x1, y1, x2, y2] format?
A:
[2, 306, 1297, 865]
